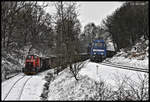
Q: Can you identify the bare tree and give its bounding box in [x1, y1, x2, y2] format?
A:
[102, 1, 149, 50]
[54, 2, 85, 81]
[90, 72, 149, 101]
[108, 73, 149, 100]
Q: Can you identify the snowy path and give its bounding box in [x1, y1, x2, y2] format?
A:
[3, 76, 32, 100]
[46, 61, 148, 100]
[19, 75, 45, 100]
[2, 73, 25, 100]
[1, 70, 51, 100]
[79, 61, 148, 87]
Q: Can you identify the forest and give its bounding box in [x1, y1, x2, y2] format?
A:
[1, 1, 149, 77]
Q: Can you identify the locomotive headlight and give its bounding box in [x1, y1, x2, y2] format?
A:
[101, 53, 104, 55]
[93, 49, 104, 52]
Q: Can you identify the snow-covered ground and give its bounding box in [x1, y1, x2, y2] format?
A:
[48, 68, 98, 100]
[1, 69, 52, 100]
[105, 56, 149, 69]
[79, 61, 148, 88]
[2, 39, 149, 100]
[105, 37, 149, 69]
[106, 41, 115, 51]
[2, 59, 149, 100]
[47, 60, 149, 100]
[20, 75, 45, 100]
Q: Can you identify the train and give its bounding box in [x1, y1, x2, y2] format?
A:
[87, 39, 107, 62]
[23, 55, 46, 74]
[22, 39, 115, 74]
[22, 53, 89, 75]
[88, 39, 116, 62]
[22, 54, 66, 74]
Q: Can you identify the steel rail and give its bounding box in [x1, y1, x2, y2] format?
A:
[100, 61, 148, 73]
[3, 75, 25, 100]
[102, 61, 148, 70]
[18, 76, 32, 100]
[3, 75, 32, 100]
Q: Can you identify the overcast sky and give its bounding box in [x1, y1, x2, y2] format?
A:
[78, 2, 124, 30]
[44, 1, 124, 31]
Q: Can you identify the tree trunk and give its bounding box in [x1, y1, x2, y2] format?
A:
[28, 45, 33, 54]
[70, 64, 78, 81]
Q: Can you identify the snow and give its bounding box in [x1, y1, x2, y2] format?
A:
[47, 37, 149, 100]
[47, 60, 148, 100]
[1, 46, 48, 81]
[105, 56, 149, 69]
[2, 58, 149, 100]
[48, 68, 98, 100]
[4, 76, 32, 100]
[79, 61, 148, 88]
[104, 37, 149, 70]
[2, 45, 149, 100]
[20, 75, 46, 100]
[2, 73, 25, 100]
[1, 69, 51, 100]
[106, 41, 115, 51]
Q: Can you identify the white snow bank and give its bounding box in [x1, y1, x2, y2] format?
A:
[47, 61, 148, 100]
[79, 61, 148, 89]
[48, 68, 99, 100]
[105, 56, 149, 69]
[20, 75, 46, 100]
[106, 41, 115, 51]
[105, 38, 149, 69]
[2, 69, 52, 100]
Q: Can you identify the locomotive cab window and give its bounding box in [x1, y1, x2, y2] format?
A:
[26, 55, 32, 59]
[94, 42, 103, 48]
[34, 56, 37, 59]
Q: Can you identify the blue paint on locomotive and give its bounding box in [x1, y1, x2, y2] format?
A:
[89, 40, 107, 62]
[90, 40, 106, 57]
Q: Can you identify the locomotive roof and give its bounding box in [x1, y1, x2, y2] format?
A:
[93, 39, 105, 43]
[27, 54, 39, 57]
[48, 55, 57, 57]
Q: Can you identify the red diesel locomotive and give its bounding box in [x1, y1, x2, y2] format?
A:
[23, 54, 82, 75]
[23, 54, 51, 74]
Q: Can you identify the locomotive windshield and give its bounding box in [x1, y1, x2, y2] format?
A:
[26, 55, 38, 60]
[26, 55, 32, 59]
[34, 55, 37, 59]
[94, 42, 105, 48]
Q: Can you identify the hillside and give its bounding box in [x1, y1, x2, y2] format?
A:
[1, 46, 45, 81]
[105, 36, 149, 69]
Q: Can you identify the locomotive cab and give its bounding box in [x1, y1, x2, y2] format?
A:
[24, 54, 41, 74]
[90, 40, 106, 62]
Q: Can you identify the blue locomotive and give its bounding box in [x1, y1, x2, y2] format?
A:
[88, 39, 107, 62]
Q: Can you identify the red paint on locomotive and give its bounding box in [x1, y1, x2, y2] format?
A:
[25, 55, 41, 68]
[24, 55, 41, 74]
[23, 54, 56, 74]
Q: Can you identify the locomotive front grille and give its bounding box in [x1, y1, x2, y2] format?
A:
[26, 62, 33, 67]
[25, 62, 34, 71]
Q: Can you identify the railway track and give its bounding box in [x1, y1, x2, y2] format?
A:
[3, 75, 32, 100]
[76, 54, 148, 73]
[18, 76, 32, 100]
[83, 52, 148, 73]
[6, 73, 20, 80]
[99, 61, 149, 73]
